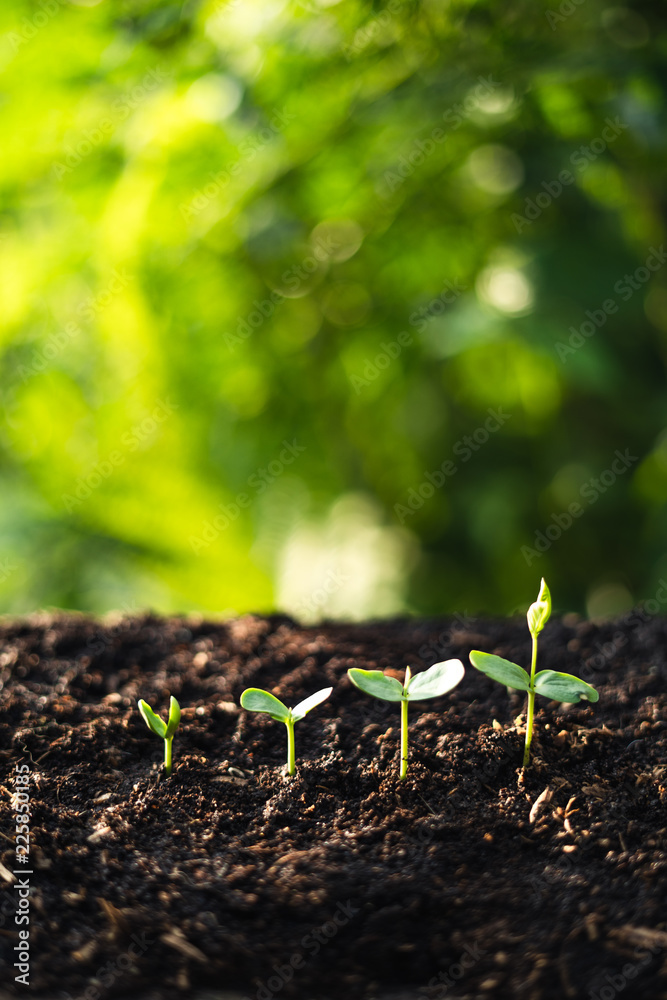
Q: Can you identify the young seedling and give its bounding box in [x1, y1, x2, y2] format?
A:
[138, 695, 181, 776]
[239, 687, 333, 776]
[469, 579, 599, 767]
[347, 660, 465, 780]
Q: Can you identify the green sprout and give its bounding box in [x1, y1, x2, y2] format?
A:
[239, 686, 333, 776]
[469, 578, 599, 768]
[347, 660, 465, 780]
[138, 695, 181, 776]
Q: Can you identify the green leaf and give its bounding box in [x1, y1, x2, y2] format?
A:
[406, 659, 465, 700]
[165, 695, 181, 739]
[534, 670, 599, 703]
[138, 699, 167, 739]
[469, 651, 530, 691]
[291, 686, 333, 722]
[347, 668, 405, 702]
[240, 688, 291, 722]
[527, 578, 551, 637]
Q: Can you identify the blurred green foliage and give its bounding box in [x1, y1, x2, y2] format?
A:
[0, 0, 665, 621]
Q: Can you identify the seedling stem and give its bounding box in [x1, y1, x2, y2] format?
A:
[286, 717, 296, 776]
[400, 698, 409, 780]
[523, 632, 539, 768]
[400, 666, 411, 780]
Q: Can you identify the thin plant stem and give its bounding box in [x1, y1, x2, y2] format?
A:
[400, 698, 408, 780]
[522, 632, 539, 768]
[164, 736, 173, 776]
[286, 719, 296, 776]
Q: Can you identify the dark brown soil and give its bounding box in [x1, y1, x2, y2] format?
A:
[1, 610, 666, 1000]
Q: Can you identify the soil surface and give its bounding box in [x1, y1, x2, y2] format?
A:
[0, 610, 666, 1000]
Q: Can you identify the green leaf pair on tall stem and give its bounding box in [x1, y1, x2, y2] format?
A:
[469, 579, 599, 767]
[239, 686, 333, 776]
[347, 659, 465, 780]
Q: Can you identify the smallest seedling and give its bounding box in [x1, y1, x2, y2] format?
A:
[240, 687, 333, 776]
[138, 695, 181, 776]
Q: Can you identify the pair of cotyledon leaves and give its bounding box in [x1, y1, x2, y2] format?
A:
[468, 652, 598, 703]
[240, 686, 334, 722]
[348, 660, 465, 702]
[139, 695, 181, 739]
[241, 659, 468, 720]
